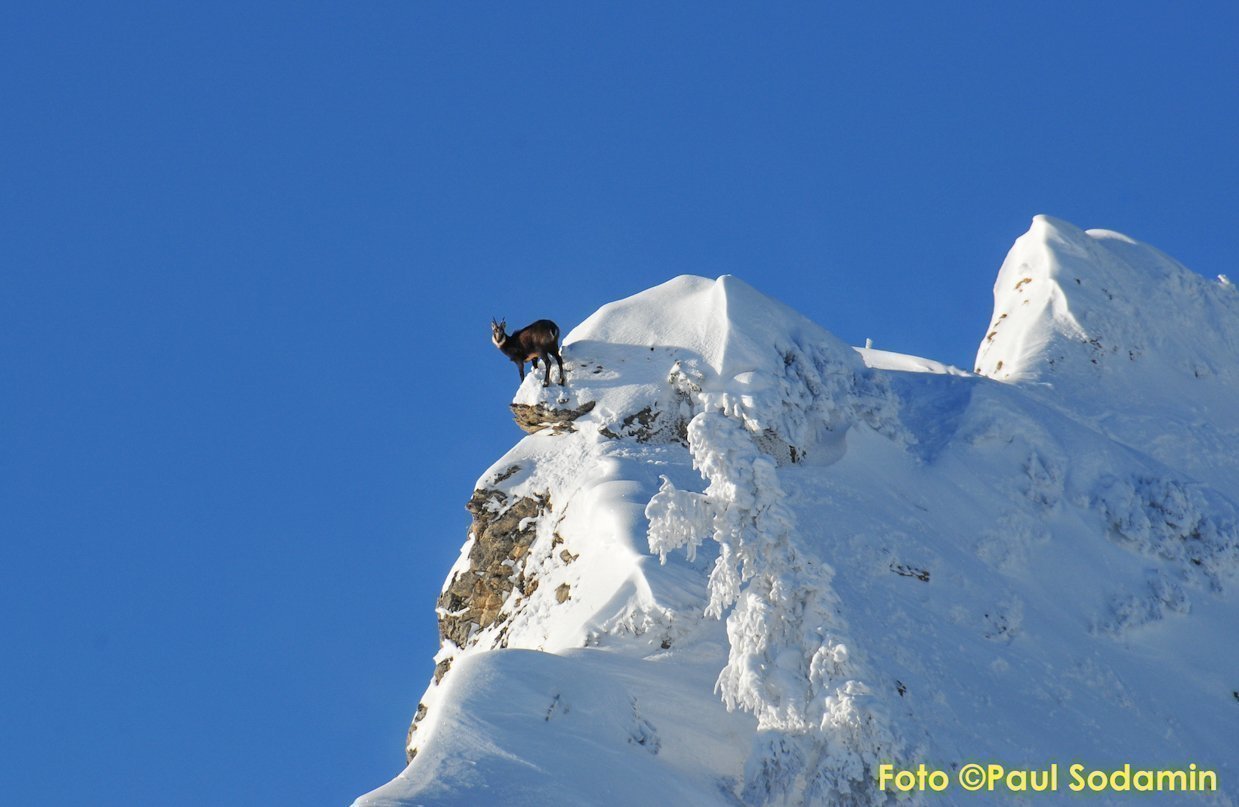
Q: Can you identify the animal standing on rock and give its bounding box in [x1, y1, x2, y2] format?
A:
[491, 318, 566, 386]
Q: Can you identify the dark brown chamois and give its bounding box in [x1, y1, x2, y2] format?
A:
[491, 318, 566, 386]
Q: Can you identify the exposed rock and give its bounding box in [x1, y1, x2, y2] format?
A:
[752, 427, 803, 465]
[415, 486, 562, 753]
[404, 702, 431, 762]
[598, 405, 688, 444]
[437, 488, 551, 650]
[433, 656, 452, 684]
[510, 400, 596, 434]
[889, 562, 930, 582]
[556, 583, 571, 604]
[492, 464, 521, 483]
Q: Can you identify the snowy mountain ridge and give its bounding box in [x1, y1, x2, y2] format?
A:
[355, 217, 1239, 806]
[976, 215, 1239, 492]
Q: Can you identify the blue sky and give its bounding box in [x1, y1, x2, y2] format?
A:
[2, 3, 1236, 804]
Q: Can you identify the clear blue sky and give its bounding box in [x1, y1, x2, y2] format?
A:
[2, 3, 1236, 804]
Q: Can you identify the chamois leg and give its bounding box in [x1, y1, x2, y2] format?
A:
[538, 350, 552, 386]
[517, 361, 525, 382]
[530, 356, 539, 369]
[553, 348, 565, 385]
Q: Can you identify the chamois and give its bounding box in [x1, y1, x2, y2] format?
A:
[491, 318, 566, 386]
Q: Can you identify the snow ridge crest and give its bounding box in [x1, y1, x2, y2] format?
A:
[975, 215, 1239, 386]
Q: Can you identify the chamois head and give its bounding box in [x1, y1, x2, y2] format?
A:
[490, 317, 507, 347]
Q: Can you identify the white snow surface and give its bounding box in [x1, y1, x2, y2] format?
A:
[356, 222, 1239, 807]
[975, 215, 1239, 491]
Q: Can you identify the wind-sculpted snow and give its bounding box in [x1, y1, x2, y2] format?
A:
[976, 215, 1239, 491]
[975, 215, 1239, 387]
[357, 229, 1239, 807]
[1090, 473, 1239, 634]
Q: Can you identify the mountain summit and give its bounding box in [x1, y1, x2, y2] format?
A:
[975, 215, 1239, 493]
[355, 219, 1239, 806]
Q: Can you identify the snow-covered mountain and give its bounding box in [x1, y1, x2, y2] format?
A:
[355, 216, 1239, 806]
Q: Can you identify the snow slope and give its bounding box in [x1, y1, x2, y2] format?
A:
[356, 221, 1239, 806]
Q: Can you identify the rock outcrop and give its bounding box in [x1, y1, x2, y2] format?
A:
[509, 400, 596, 434]
[436, 487, 551, 650]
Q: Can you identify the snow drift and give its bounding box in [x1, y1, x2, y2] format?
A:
[355, 219, 1239, 806]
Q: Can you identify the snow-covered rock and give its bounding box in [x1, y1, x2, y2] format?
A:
[356, 221, 1239, 807]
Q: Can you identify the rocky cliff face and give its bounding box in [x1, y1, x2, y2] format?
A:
[358, 228, 1239, 807]
[437, 485, 548, 651]
[411, 469, 568, 758]
[404, 482, 555, 760]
